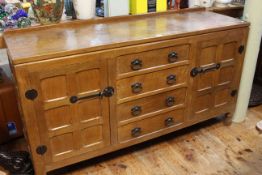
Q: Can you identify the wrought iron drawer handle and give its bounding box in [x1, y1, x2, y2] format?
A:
[131, 83, 143, 93]
[191, 63, 221, 77]
[168, 51, 178, 63]
[166, 96, 175, 107]
[131, 59, 143, 71]
[165, 117, 174, 127]
[131, 106, 142, 116]
[167, 75, 177, 85]
[70, 86, 114, 104]
[131, 127, 142, 137]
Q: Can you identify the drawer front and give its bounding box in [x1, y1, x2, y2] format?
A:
[118, 109, 184, 143]
[116, 65, 188, 101]
[117, 88, 186, 123]
[117, 44, 190, 75]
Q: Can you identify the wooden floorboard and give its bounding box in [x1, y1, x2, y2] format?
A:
[1, 106, 262, 175]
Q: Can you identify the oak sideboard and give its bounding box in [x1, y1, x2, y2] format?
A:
[3, 9, 249, 174]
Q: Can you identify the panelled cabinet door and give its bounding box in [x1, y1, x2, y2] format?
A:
[24, 55, 110, 163]
[190, 29, 247, 120]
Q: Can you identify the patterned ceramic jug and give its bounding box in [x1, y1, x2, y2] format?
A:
[29, 0, 64, 25]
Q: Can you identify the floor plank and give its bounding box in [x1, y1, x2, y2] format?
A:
[1, 106, 262, 175]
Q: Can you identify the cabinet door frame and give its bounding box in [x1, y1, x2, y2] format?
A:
[13, 52, 111, 166]
[189, 28, 249, 121]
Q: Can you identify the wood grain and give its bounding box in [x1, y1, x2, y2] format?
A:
[2, 106, 262, 175]
[4, 10, 248, 65]
[5, 10, 249, 174]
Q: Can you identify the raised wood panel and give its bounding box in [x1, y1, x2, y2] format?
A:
[117, 44, 189, 75]
[214, 88, 232, 108]
[192, 93, 213, 118]
[190, 28, 247, 121]
[117, 88, 186, 124]
[118, 109, 185, 143]
[76, 69, 101, 93]
[116, 66, 188, 102]
[40, 75, 67, 101]
[50, 133, 75, 161]
[218, 66, 234, 86]
[21, 55, 111, 164]
[197, 72, 215, 92]
[80, 125, 103, 148]
[44, 106, 72, 131]
[77, 99, 102, 123]
[200, 46, 217, 66]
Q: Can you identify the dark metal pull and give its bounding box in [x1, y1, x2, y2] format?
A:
[131, 59, 143, 70]
[167, 75, 177, 85]
[131, 83, 143, 93]
[168, 52, 178, 63]
[70, 86, 114, 104]
[131, 106, 142, 116]
[165, 117, 174, 127]
[191, 63, 221, 77]
[25, 89, 38, 100]
[166, 96, 175, 107]
[131, 127, 142, 137]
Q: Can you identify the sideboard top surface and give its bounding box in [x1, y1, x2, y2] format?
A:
[4, 10, 248, 65]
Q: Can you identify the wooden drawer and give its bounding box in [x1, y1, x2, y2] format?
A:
[117, 44, 190, 76]
[118, 109, 184, 143]
[117, 88, 186, 124]
[116, 65, 188, 102]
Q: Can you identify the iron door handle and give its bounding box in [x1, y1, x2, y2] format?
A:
[191, 63, 221, 77]
[70, 86, 114, 104]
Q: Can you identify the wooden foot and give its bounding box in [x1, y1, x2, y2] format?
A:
[224, 113, 233, 126]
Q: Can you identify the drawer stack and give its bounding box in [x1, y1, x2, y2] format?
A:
[115, 43, 190, 143]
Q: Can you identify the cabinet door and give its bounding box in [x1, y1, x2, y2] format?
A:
[190, 28, 248, 120]
[19, 55, 110, 163]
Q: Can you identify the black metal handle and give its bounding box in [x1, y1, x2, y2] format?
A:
[131, 59, 143, 70]
[191, 63, 221, 77]
[166, 75, 177, 85]
[165, 117, 174, 127]
[166, 96, 175, 107]
[168, 52, 178, 63]
[131, 127, 142, 137]
[70, 86, 114, 104]
[131, 83, 143, 93]
[131, 106, 142, 116]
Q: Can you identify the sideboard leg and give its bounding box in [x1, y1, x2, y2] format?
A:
[224, 113, 233, 126]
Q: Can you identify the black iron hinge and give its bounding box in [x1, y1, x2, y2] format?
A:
[25, 89, 38, 100]
[36, 145, 47, 155]
[239, 45, 245, 54]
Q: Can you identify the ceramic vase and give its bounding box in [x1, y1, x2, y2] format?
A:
[29, 0, 64, 25]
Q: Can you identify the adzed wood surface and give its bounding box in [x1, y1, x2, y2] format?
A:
[4, 9, 249, 174]
[4, 10, 248, 65]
